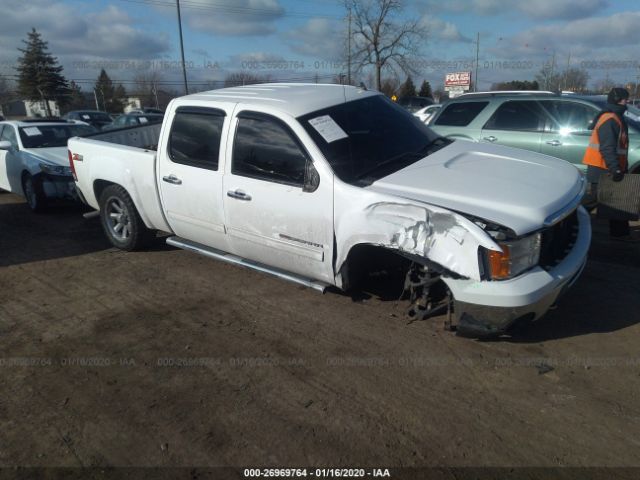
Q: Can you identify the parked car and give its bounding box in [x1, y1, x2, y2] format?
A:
[397, 96, 434, 113]
[414, 104, 442, 125]
[429, 92, 640, 173]
[102, 113, 164, 131]
[0, 119, 96, 211]
[625, 105, 640, 123]
[69, 83, 590, 337]
[128, 107, 163, 115]
[63, 110, 113, 130]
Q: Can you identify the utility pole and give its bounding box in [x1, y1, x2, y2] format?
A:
[347, 5, 352, 85]
[564, 52, 571, 91]
[549, 51, 556, 91]
[474, 32, 479, 92]
[153, 82, 159, 109]
[93, 88, 100, 110]
[176, 0, 189, 94]
[98, 86, 106, 113]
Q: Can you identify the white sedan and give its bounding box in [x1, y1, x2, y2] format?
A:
[413, 104, 442, 125]
[0, 119, 96, 211]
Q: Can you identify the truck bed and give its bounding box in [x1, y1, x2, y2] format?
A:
[68, 127, 171, 233]
[84, 123, 162, 150]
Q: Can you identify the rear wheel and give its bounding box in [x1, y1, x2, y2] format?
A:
[99, 184, 154, 251]
[22, 173, 47, 213]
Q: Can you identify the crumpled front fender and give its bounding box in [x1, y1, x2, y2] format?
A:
[334, 196, 501, 284]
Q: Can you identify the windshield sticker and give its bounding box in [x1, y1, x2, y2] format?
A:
[139, 117, 149, 124]
[23, 127, 42, 136]
[308, 115, 348, 143]
[82, 114, 90, 120]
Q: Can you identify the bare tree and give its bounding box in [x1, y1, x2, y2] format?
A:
[592, 77, 618, 94]
[133, 71, 165, 108]
[223, 72, 271, 88]
[379, 77, 400, 97]
[348, 0, 426, 91]
[563, 68, 589, 93]
[535, 66, 589, 93]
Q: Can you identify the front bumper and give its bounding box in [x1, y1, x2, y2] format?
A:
[443, 206, 591, 336]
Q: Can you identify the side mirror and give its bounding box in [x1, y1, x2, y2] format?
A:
[302, 160, 320, 193]
[0, 140, 12, 150]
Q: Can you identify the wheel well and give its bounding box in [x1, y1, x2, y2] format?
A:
[630, 163, 640, 175]
[340, 244, 412, 299]
[93, 179, 116, 203]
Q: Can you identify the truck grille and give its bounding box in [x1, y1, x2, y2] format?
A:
[539, 210, 579, 270]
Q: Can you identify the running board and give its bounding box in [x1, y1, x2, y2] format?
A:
[83, 210, 100, 220]
[166, 236, 329, 293]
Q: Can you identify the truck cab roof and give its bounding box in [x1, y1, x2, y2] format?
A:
[180, 83, 378, 118]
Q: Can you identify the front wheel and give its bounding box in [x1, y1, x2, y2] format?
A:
[99, 184, 154, 251]
[22, 173, 47, 213]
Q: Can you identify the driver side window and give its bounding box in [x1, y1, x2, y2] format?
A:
[232, 113, 308, 186]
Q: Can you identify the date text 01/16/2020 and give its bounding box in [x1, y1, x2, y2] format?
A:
[243, 468, 392, 477]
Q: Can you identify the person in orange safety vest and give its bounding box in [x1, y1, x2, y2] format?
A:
[582, 87, 637, 241]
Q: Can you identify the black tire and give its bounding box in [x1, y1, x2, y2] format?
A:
[22, 173, 47, 213]
[99, 184, 155, 251]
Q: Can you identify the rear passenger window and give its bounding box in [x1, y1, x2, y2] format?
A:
[169, 107, 225, 170]
[232, 113, 308, 186]
[540, 100, 599, 133]
[484, 101, 545, 131]
[434, 102, 488, 127]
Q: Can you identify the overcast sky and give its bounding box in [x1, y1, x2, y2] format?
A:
[1, 0, 639, 93]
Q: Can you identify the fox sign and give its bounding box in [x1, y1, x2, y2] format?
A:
[445, 71, 471, 88]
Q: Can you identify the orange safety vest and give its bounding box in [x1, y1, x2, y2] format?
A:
[582, 112, 628, 171]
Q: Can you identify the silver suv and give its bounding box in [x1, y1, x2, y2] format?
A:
[430, 92, 640, 173]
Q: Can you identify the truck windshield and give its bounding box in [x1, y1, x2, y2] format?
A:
[19, 124, 97, 148]
[298, 95, 447, 186]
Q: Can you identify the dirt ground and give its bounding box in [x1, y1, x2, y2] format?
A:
[1, 191, 639, 477]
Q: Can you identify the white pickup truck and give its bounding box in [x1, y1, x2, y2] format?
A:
[68, 83, 591, 337]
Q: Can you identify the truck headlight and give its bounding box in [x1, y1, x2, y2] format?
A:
[487, 233, 541, 280]
[40, 163, 72, 176]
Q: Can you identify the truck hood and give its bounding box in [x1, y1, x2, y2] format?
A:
[22, 147, 69, 167]
[367, 140, 584, 235]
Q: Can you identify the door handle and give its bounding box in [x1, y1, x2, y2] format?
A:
[227, 189, 252, 201]
[162, 174, 182, 185]
[482, 136, 497, 142]
[546, 140, 562, 146]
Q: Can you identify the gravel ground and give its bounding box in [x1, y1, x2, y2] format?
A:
[1, 191, 639, 478]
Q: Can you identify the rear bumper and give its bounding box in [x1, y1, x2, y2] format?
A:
[444, 206, 591, 336]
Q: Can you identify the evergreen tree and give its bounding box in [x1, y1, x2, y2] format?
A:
[114, 84, 127, 112]
[16, 28, 69, 116]
[95, 69, 126, 113]
[65, 80, 87, 111]
[398, 75, 417, 98]
[418, 80, 432, 98]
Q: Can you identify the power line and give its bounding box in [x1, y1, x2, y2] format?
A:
[0, 72, 338, 87]
[115, 0, 342, 19]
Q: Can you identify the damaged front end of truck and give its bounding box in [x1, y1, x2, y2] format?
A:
[333, 194, 509, 335]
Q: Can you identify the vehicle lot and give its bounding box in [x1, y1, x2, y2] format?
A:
[1, 191, 639, 470]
